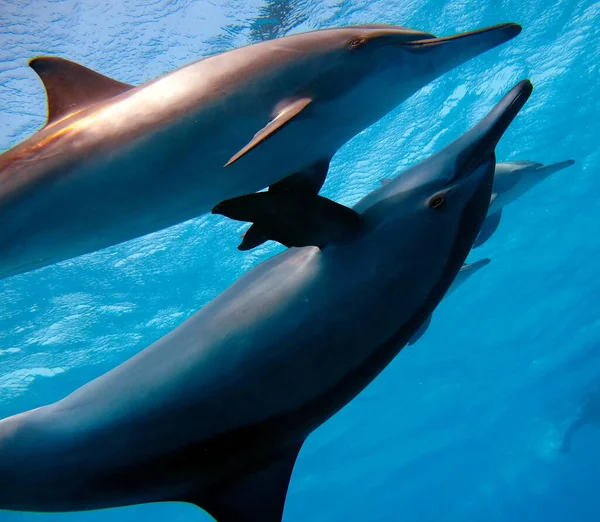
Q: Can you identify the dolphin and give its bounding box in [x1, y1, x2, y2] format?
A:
[473, 159, 575, 247]
[0, 23, 522, 279]
[381, 159, 575, 249]
[560, 387, 600, 453]
[407, 257, 491, 345]
[0, 80, 532, 520]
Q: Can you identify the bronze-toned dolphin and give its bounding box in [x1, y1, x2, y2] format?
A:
[0, 23, 520, 279]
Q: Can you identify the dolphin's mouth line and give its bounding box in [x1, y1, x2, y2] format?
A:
[403, 23, 522, 47]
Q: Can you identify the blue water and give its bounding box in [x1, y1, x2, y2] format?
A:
[1, 0, 599, 521]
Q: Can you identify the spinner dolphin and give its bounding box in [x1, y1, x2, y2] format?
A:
[0, 23, 521, 278]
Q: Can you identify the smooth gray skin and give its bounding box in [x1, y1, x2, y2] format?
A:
[408, 258, 490, 345]
[474, 159, 575, 247]
[488, 160, 575, 215]
[0, 23, 521, 279]
[0, 80, 531, 521]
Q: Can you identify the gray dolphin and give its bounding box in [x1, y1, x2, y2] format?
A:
[473, 159, 575, 247]
[0, 80, 532, 520]
[0, 23, 521, 279]
[408, 258, 491, 345]
[382, 159, 575, 249]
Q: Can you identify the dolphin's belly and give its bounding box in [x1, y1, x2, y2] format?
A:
[22, 245, 420, 496]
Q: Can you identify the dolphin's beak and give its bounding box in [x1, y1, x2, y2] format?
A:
[401, 23, 522, 74]
[535, 159, 575, 179]
[448, 79, 533, 184]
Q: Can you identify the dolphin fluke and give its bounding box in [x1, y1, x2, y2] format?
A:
[451, 80, 533, 177]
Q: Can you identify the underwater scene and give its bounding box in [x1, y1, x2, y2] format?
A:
[0, 0, 599, 521]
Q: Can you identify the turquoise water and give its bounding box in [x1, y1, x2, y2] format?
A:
[1, 0, 599, 521]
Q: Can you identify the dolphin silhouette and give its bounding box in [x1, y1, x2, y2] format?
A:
[0, 23, 521, 279]
[0, 80, 532, 520]
[407, 258, 491, 345]
[473, 159, 575, 247]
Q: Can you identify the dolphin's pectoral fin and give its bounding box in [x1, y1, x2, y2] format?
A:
[237, 158, 332, 250]
[379, 178, 393, 186]
[473, 210, 502, 248]
[239, 224, 270, 251]
[536, 159, 576, 177]
[213, 192, 361, 249]
[269, 158, 330, 195]
[28, 57, 134, 126]
[224, 97, 312, 167]
[188, 443, 304, 522]
[408, 314, 432, 345]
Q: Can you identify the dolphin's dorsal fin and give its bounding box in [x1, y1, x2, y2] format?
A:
[187, 443, 304, 522]
[28, 56, 134, 126]
[213, 191, 361, 249]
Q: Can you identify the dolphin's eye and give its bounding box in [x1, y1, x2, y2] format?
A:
[428, 193, 446, 210]
[348, 37, 366, 49]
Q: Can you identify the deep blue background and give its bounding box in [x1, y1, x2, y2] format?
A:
[1, 0, 599, 520]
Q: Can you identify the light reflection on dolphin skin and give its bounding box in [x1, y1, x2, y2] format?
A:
[0, 80, 532, 521]
[0, 23, 521, 280]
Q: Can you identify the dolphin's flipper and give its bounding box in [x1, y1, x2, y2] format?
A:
[238, 159, 332, 250]
[225, 97, 312, 167]
[28, 57, 134, 126]
[239, 224, 269, 251]
[213, 192, 360, 248]
[473, 210, 503, 248]
[408, 314, 432, 345]
[191, 444, 303, 522]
